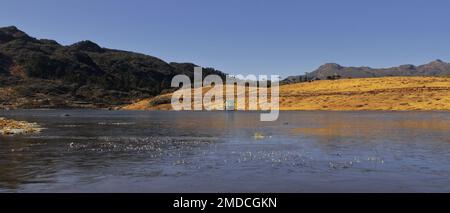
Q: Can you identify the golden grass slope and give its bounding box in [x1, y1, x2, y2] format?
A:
[122, 77, 450, 111]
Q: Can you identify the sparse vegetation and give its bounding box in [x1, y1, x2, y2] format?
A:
[124, 77, 450, 111]
[149, 95, 172, 106]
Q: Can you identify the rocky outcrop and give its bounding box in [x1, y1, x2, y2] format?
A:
[0, 117, 42, 135]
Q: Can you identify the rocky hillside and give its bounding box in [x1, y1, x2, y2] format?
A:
[282, 60, 450, 84]
[0, 26, 225, 109]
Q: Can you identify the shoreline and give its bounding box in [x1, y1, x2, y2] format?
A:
[2, 77, 450, 111]
[2, 108, 450, 113]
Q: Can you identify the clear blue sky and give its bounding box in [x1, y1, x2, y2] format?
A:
[1, 0, 450, 77]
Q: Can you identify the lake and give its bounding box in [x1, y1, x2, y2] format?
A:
[1, 110, 450, 192]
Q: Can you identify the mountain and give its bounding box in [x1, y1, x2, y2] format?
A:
[282, 60, 450, 84]
[2, 26, 450, 109]
[0, 26, 225, 109]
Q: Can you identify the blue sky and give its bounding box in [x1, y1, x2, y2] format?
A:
[1, 0, 450, 77]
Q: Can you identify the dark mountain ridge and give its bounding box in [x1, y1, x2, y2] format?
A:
[0, 26, 225, 109]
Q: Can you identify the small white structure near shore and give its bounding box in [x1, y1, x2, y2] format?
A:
[225, 100, 235, 111]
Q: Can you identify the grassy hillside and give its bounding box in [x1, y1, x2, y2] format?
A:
[123, 76, 450, 111]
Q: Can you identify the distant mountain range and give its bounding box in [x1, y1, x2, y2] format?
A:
[0, 26, 225, 108]
[282, 60, 450, 84]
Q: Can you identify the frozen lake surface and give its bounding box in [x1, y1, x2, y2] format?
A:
[1, 110, 450, 192]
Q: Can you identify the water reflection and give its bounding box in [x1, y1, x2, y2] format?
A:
[0, 110, 450, 192]
[0, 137, 57, 190]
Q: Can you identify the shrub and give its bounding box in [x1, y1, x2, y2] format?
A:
[149, 95, 171, 106]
